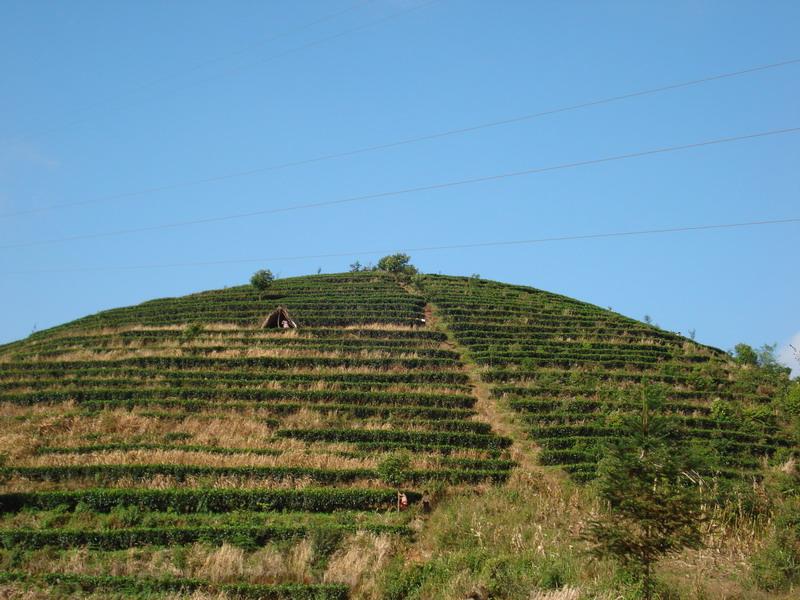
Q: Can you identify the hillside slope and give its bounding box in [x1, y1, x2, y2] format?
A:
[0, 272, 794, 599]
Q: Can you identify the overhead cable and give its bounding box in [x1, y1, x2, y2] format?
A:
[4, 217, 798, 274]
[3, 57, 797, 219]
[1, 126, 798, 249]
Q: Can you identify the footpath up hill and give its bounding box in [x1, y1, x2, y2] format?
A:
[0, 271, 793, 599]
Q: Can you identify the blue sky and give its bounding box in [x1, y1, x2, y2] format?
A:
[0, 1, 798, 373]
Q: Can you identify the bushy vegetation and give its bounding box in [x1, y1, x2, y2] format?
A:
[249, 269, 274, 291]
[376, 253, 418, 276]
[584, 395, 705, 598]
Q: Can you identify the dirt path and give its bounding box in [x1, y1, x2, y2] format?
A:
[401, 279, 545, 476]
[422, 300, 543, 476]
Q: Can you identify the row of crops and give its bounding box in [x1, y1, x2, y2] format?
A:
[15, 273, 428, 338]
[0, 272, 512, 597]
[417, 275, 790, 482]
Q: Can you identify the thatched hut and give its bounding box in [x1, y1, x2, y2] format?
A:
[261, 306, 297, 329]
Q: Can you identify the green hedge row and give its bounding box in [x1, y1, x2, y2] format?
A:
[352, 440, 503, 458]
[438, 457, 516, 471]
[0, 464, 375, 484]
[0, 523, 411, 551]
[22, 328, 447, 350]
[0, 487, 418, 514]
[463, 340, 677, 353]
[72, 398, 473, 419]
[18, 343, 458, 360]
[496, 384, 745, 402]
[529, 423, 786, 447]
[509, 398, 712, 417]
[276, 428, 512, 450]
[0, 355, 456, 372]
[0, 367, 470, 386]
[1, 464, 508, 485]
[36, 443, 282, 457]
[523, 412, 738, 432]
[1, 387, 476, 410]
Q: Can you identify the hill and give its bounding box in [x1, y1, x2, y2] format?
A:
[0, 271, 796, 599]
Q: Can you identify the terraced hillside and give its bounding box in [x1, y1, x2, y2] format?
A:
[0, 273, 512, 599]
[0, 271, 793, 598]
[418, 275, 791, 483]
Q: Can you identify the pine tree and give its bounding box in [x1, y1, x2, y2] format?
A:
[583, 391, 705, 598]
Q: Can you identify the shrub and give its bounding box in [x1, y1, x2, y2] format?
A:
[377, 253, 417, 276]
[734, 343, 758, 366]
[381, 560, 434, 600]
[179, 323, 204, 344]
[250, 269, 274, 291]
[751, 496, 800, 590]
[377, 451, 411, 486]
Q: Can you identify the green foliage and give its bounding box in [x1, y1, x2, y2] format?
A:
[532, 553, 577, 589]
[781, 382, 800, 417]
[179, 322, 204, 344]
[583, 394, 706, 598]
[310, 527, 345, 572]
[751, 497, 800, 590]
[381, 560, 433, 600]
[377, 451, 411, 486]
[0, 463, 377, 485]
[377, 253, 418, 275]
[277, 427, 512, 450]
[734, 343, 759, 366]
[0, 487, 415, 514]
[249, 269, 274, 290]
[0, 523, 409, 552]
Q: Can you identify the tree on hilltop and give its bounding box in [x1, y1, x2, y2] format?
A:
[377, 253, 417, 276]
[250, 269, 274, 291]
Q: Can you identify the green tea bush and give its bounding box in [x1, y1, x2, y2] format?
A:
[377, 451, 411, 486]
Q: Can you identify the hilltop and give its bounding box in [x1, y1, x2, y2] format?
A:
[0, 271, 796, 599]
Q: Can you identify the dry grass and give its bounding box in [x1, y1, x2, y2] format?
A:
[324, 532, 395, 594]
[1, 472, 385, 493]
[9, 539, 317, 585]
[21, 447, 376, 470]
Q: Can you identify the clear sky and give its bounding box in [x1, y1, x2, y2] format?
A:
[1, 1, 798, 373]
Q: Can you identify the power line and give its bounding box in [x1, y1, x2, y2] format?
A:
[3, 57, 797, 219]
[4, 217, 798, 275]
[2, 126, 798, 250]
[5, 0, 436, 145]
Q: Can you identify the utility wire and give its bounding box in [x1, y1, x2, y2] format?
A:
[2, 126, 798, 250]
[4, 217, 798, 275]
[2, 57, 797, 219]
[6, 0, 435, 145]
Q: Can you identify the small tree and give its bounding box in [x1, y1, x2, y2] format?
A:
[583, 392, 705, 598]
[734, 343, 759, 366]
[250, 269, 274, 291]
[377, 451, 411, 486]
[349, 260, 363, 273]
[377, 253, 417, 276]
